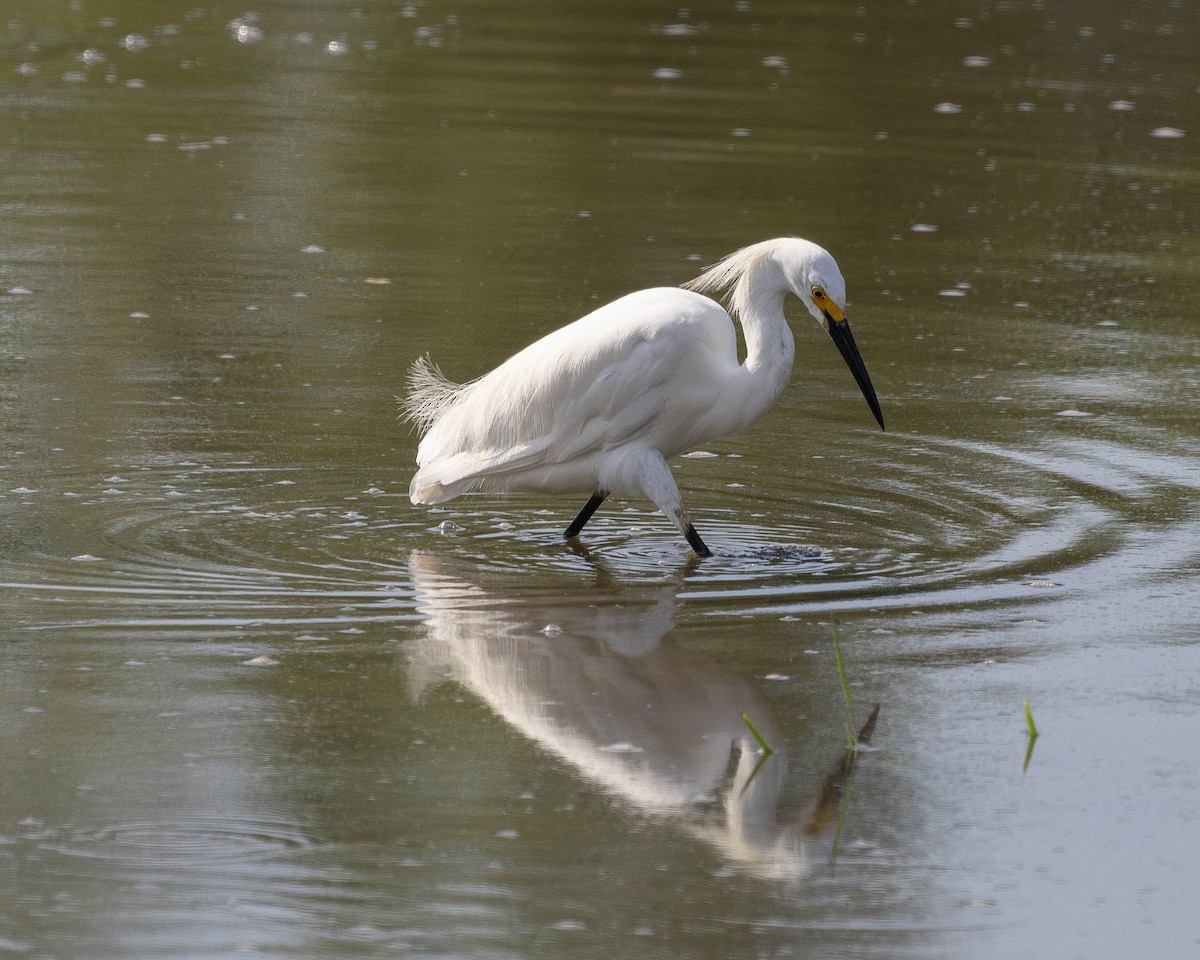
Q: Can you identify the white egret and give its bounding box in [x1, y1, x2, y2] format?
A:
[402, 237, 884, 557]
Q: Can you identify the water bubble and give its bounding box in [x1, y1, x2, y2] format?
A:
[652, 67, 681, 80]
[962, 56, 990, 67]
[123, 33, 150, 52]
[934, 102, 963, 114]
[414, 25, 442, 46]
[1150, 126, 1185, 139]
[229, 16, 264, 44]
[1108, 99, 1135, 111]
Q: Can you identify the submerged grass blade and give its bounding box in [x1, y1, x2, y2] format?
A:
[740, 750, 773, 798]
[1022, 700, 1039, 773]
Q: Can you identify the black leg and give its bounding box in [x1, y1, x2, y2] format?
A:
[564, 492, 608, 540]
[685, 523, 713, 558]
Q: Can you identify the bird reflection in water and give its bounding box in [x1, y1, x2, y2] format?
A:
[407, 553, 879, 881]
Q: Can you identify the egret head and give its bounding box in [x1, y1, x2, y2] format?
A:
[779, 242, 847, 327]
[684, 236, 885, 431]
[779, 239, 885, 432]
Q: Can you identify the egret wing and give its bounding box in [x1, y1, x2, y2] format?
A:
[410, 288, 735, 502]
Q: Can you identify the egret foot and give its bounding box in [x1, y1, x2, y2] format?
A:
[564, 491, 608, 540]
[685, 524, 713, 558]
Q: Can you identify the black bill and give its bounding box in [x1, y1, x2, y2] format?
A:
[826, 314, 885, 431]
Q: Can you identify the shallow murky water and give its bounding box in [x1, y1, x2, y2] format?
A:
[3, 2, 1199, 958]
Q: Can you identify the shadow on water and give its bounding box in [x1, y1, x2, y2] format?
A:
[407, 551, 876, 883]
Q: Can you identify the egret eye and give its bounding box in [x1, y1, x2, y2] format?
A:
[811, 286, 826, 301]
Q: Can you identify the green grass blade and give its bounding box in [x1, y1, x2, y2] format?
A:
[1022, 700, 1039, 773]
[832, 620, 857, 751]
[832, 621, 855, 719]
[741, 710, 774, 756]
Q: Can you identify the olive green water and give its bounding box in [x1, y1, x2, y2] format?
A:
[3, 2, 1199, 958]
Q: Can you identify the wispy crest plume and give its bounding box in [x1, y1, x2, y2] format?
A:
[682, 238, 787, 320]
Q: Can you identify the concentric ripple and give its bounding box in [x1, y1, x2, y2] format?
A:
[3, 430, 1197, 632]
[26, 816, 314, 866]
[401, 430, 1199, 621]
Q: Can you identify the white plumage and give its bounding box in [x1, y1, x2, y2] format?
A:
[401, 237, 884, 557]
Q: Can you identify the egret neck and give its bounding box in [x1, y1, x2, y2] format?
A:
[725, 254, 797, 431]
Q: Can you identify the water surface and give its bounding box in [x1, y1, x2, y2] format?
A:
[3, 2, 1199, 958]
